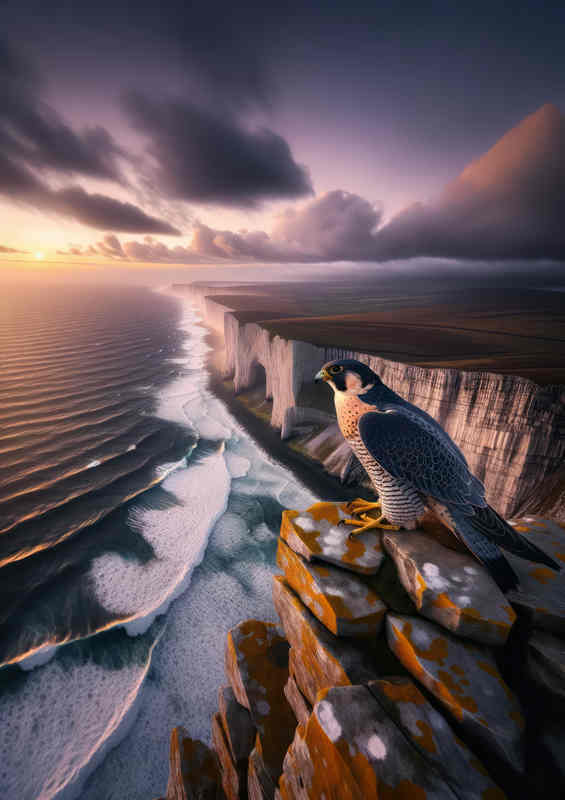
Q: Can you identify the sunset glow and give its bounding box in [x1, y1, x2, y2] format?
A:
[1, 2, 564, 273]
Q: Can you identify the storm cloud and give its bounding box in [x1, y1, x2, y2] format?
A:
[123, 93, 313, 207]
[372, 104, 565, 261]
[0, 40, 181, 235]
[0, 40, 123, 182]
[0, 151, 180, 234]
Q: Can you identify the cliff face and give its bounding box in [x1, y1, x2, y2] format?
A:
[188, 288, 565, 519]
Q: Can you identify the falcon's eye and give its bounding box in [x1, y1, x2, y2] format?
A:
[329, 365, 343, 374]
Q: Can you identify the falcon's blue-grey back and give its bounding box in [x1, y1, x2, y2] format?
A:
[315, 358, 560, 592]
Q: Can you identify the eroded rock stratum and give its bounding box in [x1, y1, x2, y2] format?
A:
[159, 503, 565, 800]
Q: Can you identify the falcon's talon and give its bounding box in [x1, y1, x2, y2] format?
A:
[344, 498, 382, 517]
[344, 514, 401, 536]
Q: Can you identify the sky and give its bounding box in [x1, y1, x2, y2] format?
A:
[1, 0, 565, 272]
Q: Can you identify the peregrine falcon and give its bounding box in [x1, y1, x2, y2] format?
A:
[315, 358, 560, 592]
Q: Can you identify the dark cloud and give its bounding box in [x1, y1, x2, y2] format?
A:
[0, 150, 180, 234]
[0, 40, 181, 235]
[50, 187, 181, 234]
[75, 191, 381, 263]
[123, 93, 313, 207]
[372, 104, 565, 261]
[0, 40, 124, 182]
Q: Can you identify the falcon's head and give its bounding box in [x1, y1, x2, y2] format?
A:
[315, 359, 379, 395]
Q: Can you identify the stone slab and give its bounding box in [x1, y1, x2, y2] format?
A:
[225, 620, 296, 786]
[280, 502, 386, 575]
[166, 727, 223, 800]
[272, 576, 384, 706]
[368, 677, 504, 799]
[280, 684, 473, 799]
[276, 538, 386, 637]
[386, 614, 524, 774]
[383, 531, 516, 645]
[506, 517, 565, 634]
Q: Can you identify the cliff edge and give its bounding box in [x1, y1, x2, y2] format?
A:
[178, 283, 565, 520]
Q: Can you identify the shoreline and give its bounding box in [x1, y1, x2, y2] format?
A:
[201, 327, 370, 505]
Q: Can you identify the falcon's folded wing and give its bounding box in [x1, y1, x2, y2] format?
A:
[357, 409, 485, 508]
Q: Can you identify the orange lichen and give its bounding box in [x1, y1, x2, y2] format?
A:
[437, 669, 479, 714]
[378, 679, 426, 706]
[413, 720, 437, 754]
[308, 502, 341, 525]
[227, 619, 295, 779]
[530, 566, 556, 584]
[401, 621, 448, 665]
[451, 664, 465, 676]
[273, 577, 352, 705]
[276, 538, 384, 636]
[388, 622, 475, 721]
[432, 592, 458, 610]
[414, 573, 427, 608]
[303, 714, 366, 800]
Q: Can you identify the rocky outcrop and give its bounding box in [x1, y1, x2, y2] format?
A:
[160, 501, 565, 798]
[183, 283, 565, 518]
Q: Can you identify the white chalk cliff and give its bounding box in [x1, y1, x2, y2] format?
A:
[186, 284, 565, 519]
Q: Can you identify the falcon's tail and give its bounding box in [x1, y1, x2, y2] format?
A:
[469, 505, 560, 570]
[446, 505, 519, 593]
[446, 503, 560, 593]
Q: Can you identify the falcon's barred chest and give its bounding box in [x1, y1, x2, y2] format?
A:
[335, 392, 426, 527]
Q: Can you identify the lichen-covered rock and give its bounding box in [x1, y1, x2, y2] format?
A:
[383, 531, 516, 645]
[211, 713, 246, 800]
[248, 744, 277, 800]
[280, 502, 386, 574]
[506, 517, 565, 634]
[166, 727, 223, 800]
[367, 677, 504, 799]
[225, 620, 296, 786]
[386, 614, 524, 773]
[218, 685, 256, 764]
[284, 673, 312, 726]
[526, 629, 565, 704]
[281, 684, 483, 799]
[272, 576, 384, 705]
[276, 539, 386, 637]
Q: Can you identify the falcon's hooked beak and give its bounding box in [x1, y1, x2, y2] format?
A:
[315, 368, 331, 383]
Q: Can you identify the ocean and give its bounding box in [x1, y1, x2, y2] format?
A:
[0, 284, 317, 799]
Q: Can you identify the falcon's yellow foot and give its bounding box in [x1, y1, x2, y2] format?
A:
[341, 513, 401, 537]
[344, 498, 382, 517]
